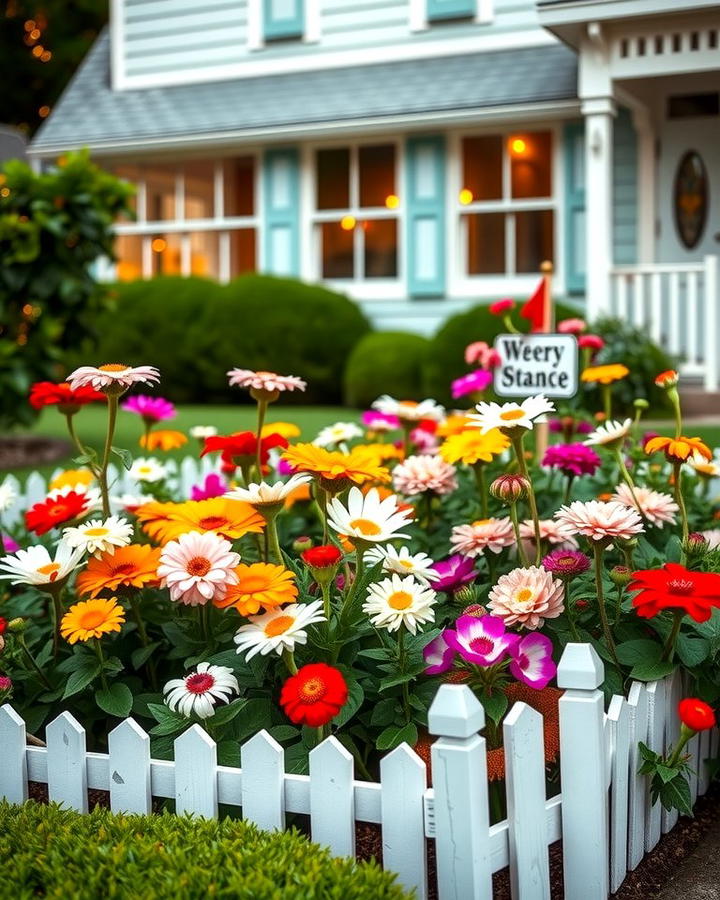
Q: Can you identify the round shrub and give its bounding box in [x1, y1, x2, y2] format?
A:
[0, 802, 411, 898]
[343, 331, 431, 408]
[423, 300, 580, 406]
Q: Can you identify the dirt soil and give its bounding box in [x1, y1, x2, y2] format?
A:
[0, 436, 71, 471]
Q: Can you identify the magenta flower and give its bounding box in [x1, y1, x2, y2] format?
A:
[489, 298, 515, 316]
[122, 395, 176, 423]
[542, 443, 601, 478]
[276, 457, 297, 476]
[445, 614, 519, 667]
[2, 536, 19, 554]
[557, 317, 586, 335]
[576, 421, 593, 435]
[451, 369, 494, 400]
[509, 633, 556, 689]
[542, 548, 591, 579]
[190, 472, 228, 501]
[423, 631, 456, 675]
[430, 554, 477, 593]
[0, 676, 12, 693]
[361, 410, 400, 431]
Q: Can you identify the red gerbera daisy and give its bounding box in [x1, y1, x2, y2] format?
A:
[29, 381, 105, 413]
[201, 431, 288, 469]
[678, 698, 716, 732]
[629, 563, 720, 622]
[25, 490, 93, 535]
[301, 545, 343, 569]
[280, 663, 348, 727]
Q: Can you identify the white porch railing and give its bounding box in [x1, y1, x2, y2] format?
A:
[609, 255, 719, 391]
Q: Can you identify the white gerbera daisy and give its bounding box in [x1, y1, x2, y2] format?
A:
[189, 425, 218, 440]
[326, 486, 413, 544]
[234, 600, 326, 660]
[583, 418, 632, 447]
[158, 531, 240, 606]
[469, 395, 555, 435]
[372, 395, 445, 423]
[365, 545, 440, 584]
[111, 492, 153, 513]
[0, 541, 85, 587]
[314, 422, 364, 448]
[0, 479, 17, 514]
[163, 662, 239, 719]
[129, 457, 167, 483]
[63, 515, 134, 557]
[225, 473, 312, 506]
[67, 364, 160, 393]
[362, 574, 437, 634]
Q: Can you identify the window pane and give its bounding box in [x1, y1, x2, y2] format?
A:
[224, 157, 255, 217]
[190, 231, 219, 277]
[184, 161, 215, 219]
[462, 136, 502, 202]
[510, 131, 552, 199]
[110, 165, 140, 220]
[363, 218, 397, 277]
[515, 209, 554, 273]
[316, 149, 350, 210]
[466, 212, 505, 275]
[151, 233, 182, 276]
[321, 221, 354, 278]
[359, 145, 395, 208]
[145, 166, 177, 221]
[229, 229, 256, 276]
[115, 234, 143, 281]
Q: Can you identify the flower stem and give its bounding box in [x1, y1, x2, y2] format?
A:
[511, 432, 542, 565]
[614, 448, 643, 514]
[282, 648, 298, 676]
[563, 474, 575, 505]
[601, 384, 612, 420]
[397, 628, 411, 724]
[99, 395, 119, 518]
[593, 542, 619, 667]
[267, 515, 284, 565]
[661, 610, 683, 663]
[49, 587, 64, 659]
[673, 462, 689, 559]
[473, 463, 488, 517]
[255, 399, 268, 481]
[667, 725, 694, 768]
[94, 639, 109, 692]
[18, 638, 52, 689]
[508, 502, 530, 567]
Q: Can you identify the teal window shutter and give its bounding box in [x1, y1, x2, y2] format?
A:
[427, 0, 475, 22]
[262, 148, 300, 277]
[564, 122, 586, 295]
[405, 136, 446, 298]
[263, 0, 304, 40]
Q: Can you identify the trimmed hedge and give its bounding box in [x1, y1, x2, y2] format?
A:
[0, 801, 411, 899]
[343, 331, 431, 408]
[64, 275, 371, 405]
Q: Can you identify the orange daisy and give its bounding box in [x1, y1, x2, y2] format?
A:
[134, 501, 180, 543]
[645, 435, 713, 463]
[76, 544, 161, 598]
[165, 498, 265, 542]
[213, 562, 298, 615]
[436, 415, 474, 438]
[140, 429, 188, 451]
[580, 364, 630, 385]
[282, 443, 391, 489]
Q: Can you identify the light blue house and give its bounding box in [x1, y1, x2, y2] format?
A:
[29, 0, 720, 388]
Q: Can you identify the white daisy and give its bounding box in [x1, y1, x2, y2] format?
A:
[688, 453, 720, 479]
[225, 473, 313, 506]
[163, 662, 239, 720]
[189, 425, 218, 440]
[111, 492, 154, 513]
[0, 541, 85, 587]
[365, 545, 440, 584]
[67, 364, 160, 393]
[0, 479, 17, 514]
[314, 422, 364, 448]
[468, 395, 555, 435]
[62, 515, 134, 557]
[234, 599, 326, 660]
[372, 395, 445, 423]
[362, 574, 437, 634]
[326, 486, 413, 544]
[583, 418, 632, 447]
[129, 457, 167, 483]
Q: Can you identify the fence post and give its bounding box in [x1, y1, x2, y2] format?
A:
[0, 705, 28, 804]
[558, 643, 608, 900]
[428, 684, 491, 900]
[704, 255, 718, 391]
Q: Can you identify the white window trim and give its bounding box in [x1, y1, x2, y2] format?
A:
[447, 123, 565, 299]
[410, 0, 493, 33]
[247, 0, 320, 52]
[305, 137, 406, 300]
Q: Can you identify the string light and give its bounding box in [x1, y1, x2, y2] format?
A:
[384, 194, 400, 209]
[38, 106, 50, 118]
[510, 137, 527, 155]
[459, 188, 473, 205]
[340, 215, 356, 231]
[151, 238, 167, 253]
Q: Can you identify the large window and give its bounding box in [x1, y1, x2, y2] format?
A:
[314, 144, 400, 281]
[111, 157, 258, 281]
[459, 131, 554, 276]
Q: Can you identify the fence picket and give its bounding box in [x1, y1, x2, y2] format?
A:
[686, 732, 700, 804]
[662, 672, 681, 834]
[24, 471, 48, 508]
[46, 711, 88, 813]
[607, 695, 630, 893]
[0, 705, 28, 804]
[179, 457, 200, 498]
[503, 701, 551, 900]
[241, 730, 285, 831]
[380, 743, 428, 900]
[2, 474, 22, 527]
[644, 680, 666, 852]
[108, 718, 152, 814]
[626, 681, 648, 868]
[174, 725, 217, 818]
[309, 736, 355, 858]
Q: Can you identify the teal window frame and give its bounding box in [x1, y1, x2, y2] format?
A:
[263, 0, 304, 41]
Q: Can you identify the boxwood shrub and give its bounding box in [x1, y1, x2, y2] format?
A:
[343, 331, 431, 408]
[0, 801, 411, 899]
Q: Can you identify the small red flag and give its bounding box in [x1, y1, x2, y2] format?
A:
[520, 277, 548, 333]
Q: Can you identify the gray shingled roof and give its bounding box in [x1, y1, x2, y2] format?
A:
[32, 30, 578, 153]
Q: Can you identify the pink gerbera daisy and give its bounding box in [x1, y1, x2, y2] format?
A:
[487, 565, 564, 629]
[519, 519, 578, 549]
[612, 483, 678, 528]
[122, 395, 175, 423]
[450, 518, 515, 557]
[227, 369, 307, 393]
[158, 530, 240, 606]
[67, 364, 160, 393]
[554, 500, 645, 543]
[392, 455, 458, 496]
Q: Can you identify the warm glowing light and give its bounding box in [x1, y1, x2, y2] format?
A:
[459, 188, 474, 205]
[24, 20, 35, 31]
[22, 304, 33, 316]
[40, 51, 51, 62]
[384, 194, 400, 209]
[30, 28, 40, 39]
[151, 238, 167, 253]
[32, 45, 43, 57]
[0, 188, 10, 198]
[340, 215, 356, 231]
[510, 137, 527, 155]
[38, 105, 50, 118]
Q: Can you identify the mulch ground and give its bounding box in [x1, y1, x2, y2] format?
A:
[0, 436, 71, 471]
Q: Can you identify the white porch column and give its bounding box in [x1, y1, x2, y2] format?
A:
[582, 96, 615, 321]
[633, 105, 655, 264]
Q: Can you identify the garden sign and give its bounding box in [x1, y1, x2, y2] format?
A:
[493, 333, 578, 398]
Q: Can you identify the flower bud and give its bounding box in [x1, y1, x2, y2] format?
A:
[461, 603, 486, 618]
[489, 474, 529, 504]
[454, 586, 476, 606]
[0, 617, 6, 635]
[302, 544, 343, 589]
[678, 697, 716, 732]
[609, 565, 632, 588]
[655, 369, 679, 389]
[633, 398, 649, 410]
[7, 617, 26, 633]
[292, 535, 314, 553]
[683, 532, 708, 559]
[0, 676, 12, 696]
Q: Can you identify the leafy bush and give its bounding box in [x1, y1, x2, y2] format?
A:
[423, 300, 580, 405]
[0, 802, 411, 899]
[343, 331, 431, 408]
[0, 150, 132, 428]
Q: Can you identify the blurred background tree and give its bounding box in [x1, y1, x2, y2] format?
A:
[0, 0, 107, 134]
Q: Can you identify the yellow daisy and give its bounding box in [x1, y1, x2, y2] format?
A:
[440, 428, 509, 465]
[261, 422, 301, 440]
[580, 364, 629, 385]
[140, 429, 188, 451]
[49, 469, 94, 491]
[60, 596, 126, 644]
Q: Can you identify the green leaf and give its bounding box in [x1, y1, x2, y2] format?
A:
[95, 682, 133, 718]
[481, 690, 509, 725]
[147, 701, 189, 736]
[216, 741, 240, 767]
[638, 742, 659, 763]
[379, 672, 417, 691]
[211, 698, 247, 726]
[333, 677, 364, 729]
[111, 446, 134, 470]
[658, 773, 693, 816]
[357, 648, 391, 661]
[370, 698, 399, 727]
[376, 722, 418, 751]
[130, 643, 160, 670]
[62, 663, 102, 699]
[675, 634, 710, 668]
[630, 660, 676, 682]
[615, 639, 663, 667]
[656, 764, 680, 784]
[269, 725, 299, 742]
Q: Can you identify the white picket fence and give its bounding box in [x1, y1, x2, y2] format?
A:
[1, 643, 716, 899]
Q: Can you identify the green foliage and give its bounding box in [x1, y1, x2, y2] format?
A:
[343, 331, 431, 408]
[0, 151, 133, 428]
[0, 802, 411, 899]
